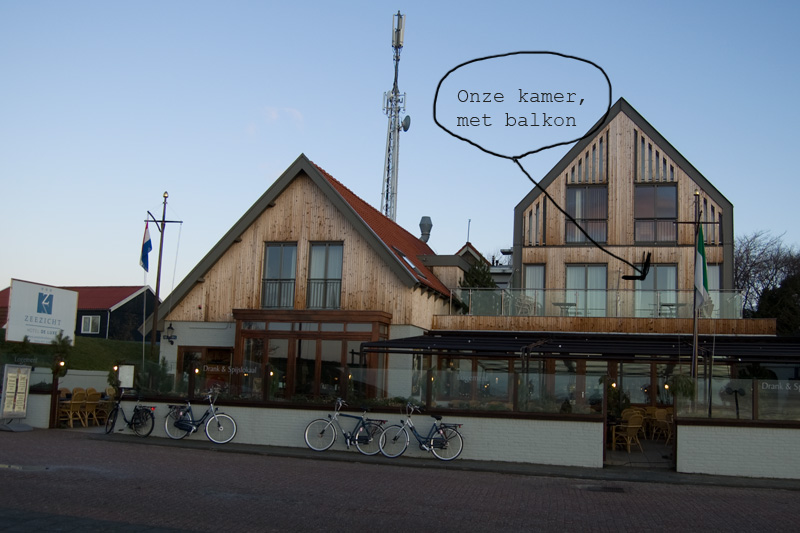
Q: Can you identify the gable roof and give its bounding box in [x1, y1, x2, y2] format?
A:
[1, 285, 150, 312]
[455, 242, 490, 266]
[513, 97, 733, 215]
[61, 286, 153, 311]
[160, 154, 450, 317]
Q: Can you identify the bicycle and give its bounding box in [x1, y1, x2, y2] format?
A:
[379, 403, 464, 461]
[103, 388, 156, 437]
[303, 398, 387, 455]
[164, 388, 237, 444]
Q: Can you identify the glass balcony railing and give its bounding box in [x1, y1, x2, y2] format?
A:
[450, 288, 743, 319]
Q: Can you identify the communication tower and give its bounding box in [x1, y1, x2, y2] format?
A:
[381, 11, 410, 221]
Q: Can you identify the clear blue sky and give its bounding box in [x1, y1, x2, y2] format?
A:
[2, 1, 798, 296]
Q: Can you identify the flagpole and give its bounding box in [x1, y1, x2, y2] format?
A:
[149, 192, 169, 363]
[691, 191, 700, 405]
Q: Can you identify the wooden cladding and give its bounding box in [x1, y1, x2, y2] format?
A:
[519, 112, 725, 250]
[165, 174, 448, 327]
[433, 315, 775, 336]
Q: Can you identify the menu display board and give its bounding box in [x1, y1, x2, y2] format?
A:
[1, 365, 31, 419]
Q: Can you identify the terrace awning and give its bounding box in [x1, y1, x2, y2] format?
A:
[360, 331, 800, 365]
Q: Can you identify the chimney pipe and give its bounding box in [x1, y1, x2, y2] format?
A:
[419, 216, 432, 243]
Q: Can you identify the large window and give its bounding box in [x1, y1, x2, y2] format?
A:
[565, 264, 607, 317]
[566, 186, 607, 243]
[307, 243, 343, 309]
[634, 184, 677, 242]
[523, 264, 545, 315]
[262, 243, 297, 308]
[635, 264, 677, 317]
[81, 315, 100, 334]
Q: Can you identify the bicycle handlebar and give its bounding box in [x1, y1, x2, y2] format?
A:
[405, 402, 423, 415]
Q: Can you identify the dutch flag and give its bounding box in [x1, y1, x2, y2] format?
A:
[140, 222, 153, 272]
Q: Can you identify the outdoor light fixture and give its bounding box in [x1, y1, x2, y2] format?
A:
[164, 323, 177, 345]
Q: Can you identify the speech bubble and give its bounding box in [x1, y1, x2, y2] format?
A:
[433, 51, 612, 160]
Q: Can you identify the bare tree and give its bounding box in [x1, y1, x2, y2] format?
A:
[734, 230, 799, 314]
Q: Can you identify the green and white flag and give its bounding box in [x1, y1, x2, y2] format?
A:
[695, 225, 709, 310]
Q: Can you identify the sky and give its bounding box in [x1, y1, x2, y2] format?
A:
[2, 1, 798, 297]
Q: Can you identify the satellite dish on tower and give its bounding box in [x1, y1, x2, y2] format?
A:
[402, 115, 411, 132]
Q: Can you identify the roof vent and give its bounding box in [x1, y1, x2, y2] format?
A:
[419, 216, 433, 243]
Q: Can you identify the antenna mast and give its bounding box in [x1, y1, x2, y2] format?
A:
[381, 11, 410, 221]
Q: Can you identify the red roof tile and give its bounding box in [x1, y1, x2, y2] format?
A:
[59, 286, 146, 310]
[312, 163, 451, 297]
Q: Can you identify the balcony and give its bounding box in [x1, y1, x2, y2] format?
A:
[448, 288, 744, 319]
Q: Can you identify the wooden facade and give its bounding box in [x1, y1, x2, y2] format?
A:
[164, 168, 453, 329]
[434, 315, 775, 336]
[513, 98, 734, 294]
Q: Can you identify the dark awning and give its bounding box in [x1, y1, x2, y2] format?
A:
[360, 331, 800, 365]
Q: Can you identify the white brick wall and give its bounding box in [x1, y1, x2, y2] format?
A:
[145, 403, 604, 467]
[677, 425, 800, 479]
[26, 395, 800, 478]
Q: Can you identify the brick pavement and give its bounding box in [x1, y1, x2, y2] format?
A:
[1, 427, 799, 532]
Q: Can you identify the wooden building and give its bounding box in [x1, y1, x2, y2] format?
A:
[157, 99, 778, 411]
[157, 154, 469, 400]
[513, 97, 734, 324]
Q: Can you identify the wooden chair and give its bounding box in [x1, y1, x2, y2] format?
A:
[58, 390, 87, 428]
[58, 387, 71, 399]
[86, 387, 97, 396]
[651, 409, 668, 439]
[613, 413, 644, 453]
[71, 387, 85, 397]
[83, 392, 102, 426]
[643, 406, 658, 438]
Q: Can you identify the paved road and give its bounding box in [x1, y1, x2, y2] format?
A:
[1, 428, 799, 532]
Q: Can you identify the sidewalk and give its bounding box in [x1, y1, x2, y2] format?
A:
[82, 427, 800, 491]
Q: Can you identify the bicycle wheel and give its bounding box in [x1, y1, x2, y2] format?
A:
[205, 413, 236, 444]
[104, 407, 118, 434]
[164, 407, 192, 440]
[355, 421, 383, 456]
[132, 408, 155, 437]
[430, 426, 463, 461]
[304, 419, 336, 451]
[378, 425, 409, 458]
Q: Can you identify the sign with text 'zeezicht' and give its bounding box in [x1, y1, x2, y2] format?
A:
[5, 279, 78, 345]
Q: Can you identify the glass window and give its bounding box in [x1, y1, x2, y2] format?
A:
[707, 264, 721, 318]
[307, 243, 343, 309]
[262, 243, 297, 308]
[634, 184, 677, 242]
[81, 315, 100, 334]
[565, 264, 607, 317]
[241, 337, 265, 400]
[294, 339, 316, 398]
[566, 186, 607, 243]
[319, 340, 343, 401]
[267, 339, 289, 400]
[635, 264, 678, 317]
[523, 264, 545, 316]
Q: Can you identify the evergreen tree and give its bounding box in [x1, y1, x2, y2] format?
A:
[459, 260, 497, 288]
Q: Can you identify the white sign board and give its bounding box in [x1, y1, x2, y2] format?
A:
[118, 364, 135, 389]
[5, 279, 78, 345]
[1, 365, 31, 419]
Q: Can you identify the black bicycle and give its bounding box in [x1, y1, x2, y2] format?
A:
[304, 398, 386, 455]
[164, 389, 237, 444]
[379, 403, 463, 461]
[104, 388, 156, 437]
